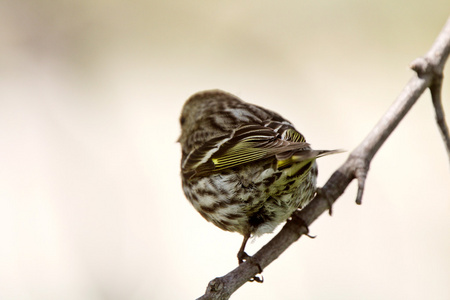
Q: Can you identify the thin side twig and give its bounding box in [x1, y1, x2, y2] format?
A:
[198, 17, 450, 300]
[411, 18, 450, 164]
[430, 82, 450, 162]
[430, 79, 450, 162]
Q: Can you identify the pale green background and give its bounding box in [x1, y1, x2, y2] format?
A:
[1, 1, 449, 299]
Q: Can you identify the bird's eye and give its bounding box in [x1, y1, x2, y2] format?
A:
[180, 116, 186, 125]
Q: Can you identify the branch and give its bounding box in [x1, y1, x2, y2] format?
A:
[410, 18, 450, 163]
[198, 17, 450, 300]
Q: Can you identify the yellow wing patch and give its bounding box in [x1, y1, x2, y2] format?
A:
[183, 125, 310, 178]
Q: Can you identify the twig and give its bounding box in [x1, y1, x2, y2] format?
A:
[430, 80, 450, 162]
[198, 17, 450, 300]
[410, 18, 450, 164]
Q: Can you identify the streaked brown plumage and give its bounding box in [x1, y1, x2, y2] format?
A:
[179, 89, 338, 264]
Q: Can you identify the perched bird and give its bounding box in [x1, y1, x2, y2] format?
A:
[178, 89, 338, 265]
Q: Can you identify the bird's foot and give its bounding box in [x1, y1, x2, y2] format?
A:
[316, 187, 333, 216]
[237, 251, 264, 283]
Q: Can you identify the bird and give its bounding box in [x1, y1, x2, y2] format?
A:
[178, 89, 339, 266]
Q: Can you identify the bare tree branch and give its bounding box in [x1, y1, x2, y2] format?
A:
[198, 17, 450, 300]
[410, 18, 450, 163]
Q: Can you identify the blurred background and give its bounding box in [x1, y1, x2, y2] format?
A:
[1, 1, 449, 299]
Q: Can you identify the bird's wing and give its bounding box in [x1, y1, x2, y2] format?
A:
[181, 124, 310, 178]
